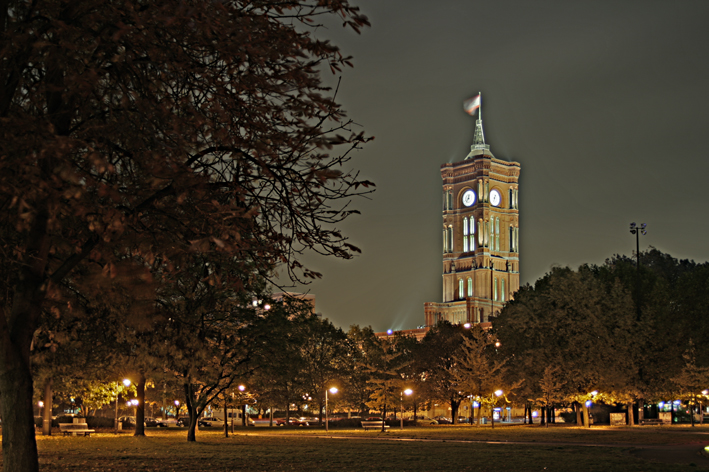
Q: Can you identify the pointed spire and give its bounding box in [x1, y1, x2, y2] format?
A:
[467, 92, 490, 158]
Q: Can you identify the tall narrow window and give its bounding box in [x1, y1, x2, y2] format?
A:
[501, 279, 506, 302]
[459, 279, 464, 299]
[443, 229, 447, 253]
[495, 217, 500, 251]
[509, 226, 514, 252]
[467, 278, 473, 297]
[469, 216, 475, 251]
[489, 220, 493, 249]
[494, 277, 498, 301]
[463, 218, 469, 252]
[447, 226, 453, 253]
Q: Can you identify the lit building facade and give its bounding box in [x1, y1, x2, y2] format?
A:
[424, 111, 520, 327]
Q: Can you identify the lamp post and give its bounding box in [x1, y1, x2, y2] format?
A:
[325, 387, 338, 432]
[629, 222, 647, 318]
[115, 379, 131, 433]
[400, 389, 413, 430]
[491, 390, 503, 429]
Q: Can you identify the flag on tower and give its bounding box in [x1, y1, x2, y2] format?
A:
[463, 94, 481, 116]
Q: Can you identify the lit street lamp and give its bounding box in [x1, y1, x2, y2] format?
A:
[325, 387, 338, 432]
[400, 389, 413, 430]
[115, 379, 131, 433]
[491, 390, 503, 429]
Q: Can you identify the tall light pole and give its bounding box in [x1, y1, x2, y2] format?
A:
[325, 387, 338, 432]
[116, 379, 131, 433]
[400, 389, 413, 430]
[629, 222, 647, 319]
[491, 390, 503, 429]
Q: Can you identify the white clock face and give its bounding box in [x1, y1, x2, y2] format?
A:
[490, 189, 501, 207]
[462, 189, 476, 207]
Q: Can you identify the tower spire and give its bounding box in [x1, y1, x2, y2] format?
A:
[471, 91, 490, 153]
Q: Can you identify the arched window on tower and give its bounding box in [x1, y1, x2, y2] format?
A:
[495, 217, 500, 251]
[463, 218, 469, 252]
[494, 277, 498, 301]
[501, 279, 505, 302]
[447, 226, 453, 253]
[467, 277, 473, 297]
[459, 279, 464, 299]
[469, 216, 475, 251]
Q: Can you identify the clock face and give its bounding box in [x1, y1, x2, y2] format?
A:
[462, 189, 476, 207]
[490, 189, 501, 207]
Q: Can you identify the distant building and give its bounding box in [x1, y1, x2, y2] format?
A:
[424, 101, 521, 327]
[374, 328, 428, 341]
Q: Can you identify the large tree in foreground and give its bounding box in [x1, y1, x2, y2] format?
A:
[0, 1, 371, 470]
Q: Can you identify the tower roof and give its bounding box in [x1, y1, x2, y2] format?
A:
[465, 117, 493, 160]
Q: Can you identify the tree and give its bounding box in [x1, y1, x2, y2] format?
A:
[536, 366, 566, 428]
[0, 1, 371, 469]
[415, 322, 469, 424]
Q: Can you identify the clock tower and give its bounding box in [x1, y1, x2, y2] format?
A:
[424, 98, 520, 327]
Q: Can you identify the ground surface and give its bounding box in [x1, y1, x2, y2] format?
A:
[3, 424, 709, 471]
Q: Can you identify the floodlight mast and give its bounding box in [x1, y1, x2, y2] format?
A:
[629, 222, 647, 320]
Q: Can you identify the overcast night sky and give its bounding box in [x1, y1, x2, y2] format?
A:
[282, 0, 709, 332]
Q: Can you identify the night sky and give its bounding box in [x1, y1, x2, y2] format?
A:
[283, 0, 709, 332]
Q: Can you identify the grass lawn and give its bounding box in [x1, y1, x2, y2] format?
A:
[2, 424, 709, 471]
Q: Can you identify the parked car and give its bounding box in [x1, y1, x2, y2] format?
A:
[198, 417, 225, 428]
[433, 416, 452, 424]
[145, 417, 168, 427]
[176, 417, 191, 427]
[415, 417, 438, 425]
[118, 416, 142, 427]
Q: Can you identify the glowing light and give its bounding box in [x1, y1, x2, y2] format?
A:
[238, 385, 246, 392]
[38, 401, 44, 408]
[658, 402, 665, 408]
[404, 389, 413, 396]
[264, 304, 271, 310]
[174, 400, 180, 406]
[494, 390, 503, 397]
[387, 329, 393, 335]
[585, 400, 592, 408]
[123, 379, 131, 387]
[532, 411, 538, 417]
[329, 387, 338, 394]
[463, 323, 471, 329]
[590, 390, 598, 396]
[472, 401, 479, 408]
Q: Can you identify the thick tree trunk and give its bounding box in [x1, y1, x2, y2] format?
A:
[582, 403, 590, 428]
[451, 398, 459, 425]
[575, 402, 583, 425]
[540, 406, 546, 426]
[627, 401, 635, 427]
[0, 346, 39, 472]
[134, 374, 146, 436]
[242, 404, 246, 427]
[528, 404, 533, 424]
[42, 378, 53, 435]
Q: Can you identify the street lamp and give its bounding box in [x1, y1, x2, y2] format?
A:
[325, 387, 338, 432]
[491, 390, 503, 429]
[629, 222, 647, 319]
[401, 389, 413, 430]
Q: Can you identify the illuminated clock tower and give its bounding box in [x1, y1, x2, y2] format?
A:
[424, 97, 520, 327]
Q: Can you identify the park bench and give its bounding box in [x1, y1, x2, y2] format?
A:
[59, 421, 95, 436]
[361, 420, 389, 432]
[640, 418, 665, 426]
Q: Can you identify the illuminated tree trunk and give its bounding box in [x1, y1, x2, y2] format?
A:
[134, 374, 146, 436]
[42, 378, 53, 435]
[627, 401, 635, 427]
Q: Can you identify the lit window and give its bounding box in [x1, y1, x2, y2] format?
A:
[501, 279, 505, 302]
[459, 279, 464, 299]
[494, 277, 498, 301]
[470, 217, 475, 251]
[495, 217, 500, 251]
[463, 218, 469, 252]
[467, 278, 473, 297]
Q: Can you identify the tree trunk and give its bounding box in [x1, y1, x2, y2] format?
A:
[242, 404, 246, 426]
[0, 345, 40, 472]
[134, 374, 146, 436]
[382, 403, 387, 432]
[582, 403, 590, 428]
[627, 401, 635, 427]
[540, 406, 546, 426]
[528, 404, 533, 424]
[285, 403, 290, 427]
[42, 378, 53, 435]
[575, 402, 583, 425]
[224, 399, 228, 437]
[451, 398, 459, 425]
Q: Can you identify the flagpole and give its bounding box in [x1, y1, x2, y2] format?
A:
[478, 91, 482, 121]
